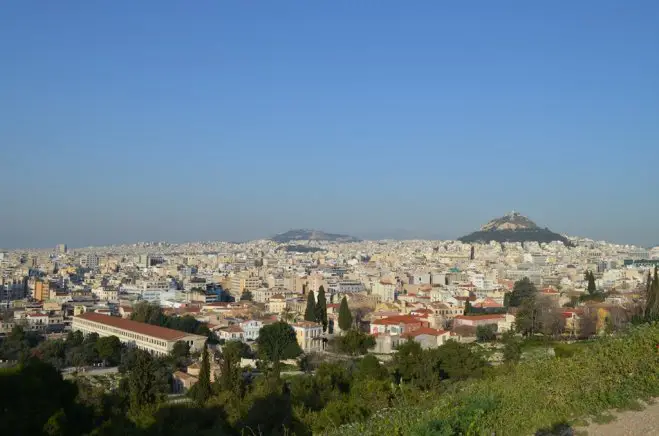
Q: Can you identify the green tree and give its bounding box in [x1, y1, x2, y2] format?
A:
[501, 331, 522, 363]
[515, 298, 540, 336]
[127, 349, 168, 413]
[464, 300, 472, 315]
[281, 306, 296, 323]
[338, 296, 353, 332]
[131, 301, 165, 325]
[66, 330, 84, 347]
[509, 277, 538, 307]
[432, 340, 487, 380]
[95, 335, 122, 366]
[217, 340, 248, 397]
[315, 286, 328, 331]
[240, 289, 253, 301]
[0, 358, 92, 436]
[476, 324, 497, 342]
[35, 339, 66, 369]
[645, 266, 659, 320]
[335, 329, 375, 355]
[170, 340, 190, 369]
[191, 344, 212, 405]
[256, 321, 302, 377]
[0, 325, 41, 362]
[356, 354, 389, 381]
[304, 291, 316, 322]
[586, 271, 597, 295]
[391, 340, 424, 384]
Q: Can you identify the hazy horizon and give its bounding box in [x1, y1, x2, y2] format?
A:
[2, 1, 658, 249]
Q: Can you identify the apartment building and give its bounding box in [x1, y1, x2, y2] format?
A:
[327, 280, 365, 295]
[267, 294, 287, 314]
[230, 273, 262, 294]
[371, 280, 396, 302]
[292, 321, 324, 352]
[72, 312, 206, 356]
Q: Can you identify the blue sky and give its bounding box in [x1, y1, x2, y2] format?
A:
[1, 1, 658, 248]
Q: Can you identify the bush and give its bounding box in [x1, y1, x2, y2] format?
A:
[332, 323, 659, 435]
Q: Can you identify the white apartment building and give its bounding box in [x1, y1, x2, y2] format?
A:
[82, 254, 100, 269]
[92, 287, 119, 301]
[371, 280, 396, 302]
[72, 312, 206, 356]
[327, 280, 365, 295]
[240, 319, 263, 341]
[409, 272, 431, 285]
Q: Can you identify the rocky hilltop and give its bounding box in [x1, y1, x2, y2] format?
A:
[459, 212, 572, 246]
[271, 229, 361, 243]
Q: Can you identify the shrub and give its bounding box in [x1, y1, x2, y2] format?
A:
[332, 323, 659, 436]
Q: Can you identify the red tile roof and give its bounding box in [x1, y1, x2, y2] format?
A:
[76, 312, 194, 341]
[473, 298, 503, 309]
[293, 321, 322, 328]
[403, 327, 449, 338]
[372, 315, 424, 325]
[454, 314, 505, 321]
[222, 325, 244, 333]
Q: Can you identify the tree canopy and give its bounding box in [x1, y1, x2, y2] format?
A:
[509, 277, 538, 307]
[256, 321, 302, 375]
[190, 344, 211, 405]
[338, 297, 353, 332]
[335, 329, 375, 356]
[586, 271, 597, 295]
[315, 286, 328, 332]
[304, 292, 316, 322]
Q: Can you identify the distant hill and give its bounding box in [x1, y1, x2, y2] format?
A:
[458, 212, 572, 246]
[271, 229, 361, 243]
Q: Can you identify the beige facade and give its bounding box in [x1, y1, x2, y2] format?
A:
[72, 312, 206, 356]
[292, 321, 324, 352]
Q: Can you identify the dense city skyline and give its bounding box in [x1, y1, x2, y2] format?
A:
[2, 1, 658, 248]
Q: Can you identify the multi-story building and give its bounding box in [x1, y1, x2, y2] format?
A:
[82, 254, 100, 269]
[292, 321, 324, 352]
[371, 280, 396, 302]
[267, 294, 287, 314]
[370, 315, 427, 335]
[240, 319, 263, 341]
[230, 273, 262, 294]
[217, 325, 244, 342]
[327, 280, 365, 295]
[72, 312, 206, 356]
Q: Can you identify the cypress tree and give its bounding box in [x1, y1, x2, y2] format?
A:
[464, 300, 472, 315]
[646, 266, 659, 320]
[338, 296, 352, 332]
[315, 286, 328, 332]
[192, 343, 212, 404]
[587, 271, 597, 295]
[304, 291, 316, 322]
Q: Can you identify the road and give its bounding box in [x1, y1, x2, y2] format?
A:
[577, 399, 659, 435]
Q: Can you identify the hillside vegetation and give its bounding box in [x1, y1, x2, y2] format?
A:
[332, 323, 659, 436]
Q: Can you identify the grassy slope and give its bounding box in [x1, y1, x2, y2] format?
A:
[331, 323, 659, 436]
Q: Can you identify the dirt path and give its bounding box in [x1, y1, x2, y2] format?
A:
[578, 400, 659, 435]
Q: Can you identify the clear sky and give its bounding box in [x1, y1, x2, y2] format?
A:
[1, 1, 658, 248]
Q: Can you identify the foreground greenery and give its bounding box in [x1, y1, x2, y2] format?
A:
[332, 323, 659, 436]
[3, 316, 658, 435]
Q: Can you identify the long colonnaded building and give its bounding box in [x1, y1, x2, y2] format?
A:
[72, 312, 207, 356]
